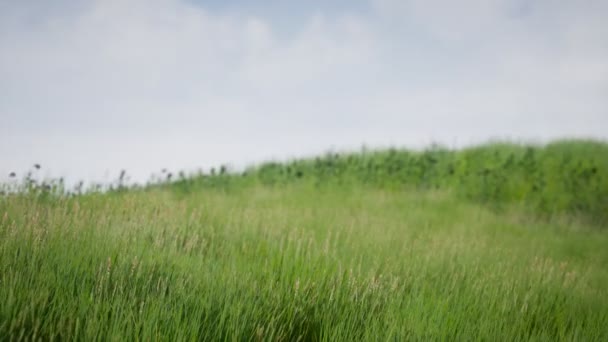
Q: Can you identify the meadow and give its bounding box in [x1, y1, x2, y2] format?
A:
[1, 140, 607, 340]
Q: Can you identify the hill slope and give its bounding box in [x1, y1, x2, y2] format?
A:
[1, 140, 607, 340]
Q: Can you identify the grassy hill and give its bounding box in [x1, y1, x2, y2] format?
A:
[1, 140, 607, 340]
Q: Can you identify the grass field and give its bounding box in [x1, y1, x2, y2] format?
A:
[1, 141, 607, 340]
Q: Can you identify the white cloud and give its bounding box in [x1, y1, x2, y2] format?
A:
[372, 0, 520, 42]
[368, 0, 608, 137]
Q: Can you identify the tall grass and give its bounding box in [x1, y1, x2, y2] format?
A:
[1, 140, 607, 340]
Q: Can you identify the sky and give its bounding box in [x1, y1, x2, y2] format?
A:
[1, 0, 607, 185]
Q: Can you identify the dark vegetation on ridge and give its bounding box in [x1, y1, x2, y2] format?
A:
[170, 140, 607, 226]
[4, 139, 608, 226]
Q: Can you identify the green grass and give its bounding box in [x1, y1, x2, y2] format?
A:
[1, 140, 608, 340]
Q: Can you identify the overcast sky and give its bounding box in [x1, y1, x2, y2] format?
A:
[1, 0, 607, 185]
